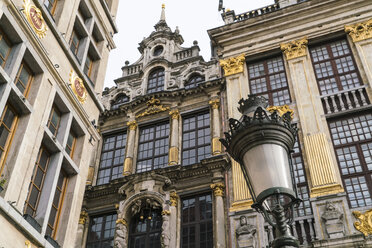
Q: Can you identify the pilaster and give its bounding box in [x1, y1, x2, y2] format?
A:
[123, 120, 137, 175]
[211, 183, 226, 248]
[209, 99, 222, 155]
[75, 210, 88, 248]
[168, 109, 180, 165]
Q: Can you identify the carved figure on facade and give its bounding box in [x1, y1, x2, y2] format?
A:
[219, 54, 245, 76]
[236, 216, 257, 248]
[280, 37, 308, 60]
[114, 219, 128, 248]
[353, 208, 372, 237]
[170, 192, 179, 207]
[321, 201, 345, 238]
[130, 198, 162, 215]
[345, 18, 372, 42]
[136, 97, 170, 118]
[161, 210, 171, 248]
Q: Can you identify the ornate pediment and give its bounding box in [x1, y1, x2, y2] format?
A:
[135, 97, 170, 118]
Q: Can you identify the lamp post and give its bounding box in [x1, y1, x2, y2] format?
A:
[220, 95, 301, 248]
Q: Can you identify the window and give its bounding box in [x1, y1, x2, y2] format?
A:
[182, 112, 211, 166]
[46, 170, 67, 238]
[15, 61, 34, 97]
[24, 146, 51, 217]
[291, 138, 311, 217]
[328, 113, 372, 208]
[247, 56, 291, 106]
[65, 130, 76, 158]
[87, 213, 117, 248]
[84, 53, 93, 77]
[309, 39, 362, 95]
[69, 29, 81, 56]
[111, 94, 129, 110]
[128, 209, 162, 248]
[147, 68, 164, 94]
[97, 133, 126, 185]
[44, 0, 58, 16]
[137, 122, 169, 173]
[0, 104, 18, 174]
[153, 45, 164, 56]
[181, 193, 213, 248]
[47, 105, 61, 136]
[185, 75, 204, 89]
[0, 28, 12, 67]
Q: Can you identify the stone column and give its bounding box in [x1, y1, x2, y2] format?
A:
[210, 183, 226, 248]
[169, 192, 179, 248]
[123, 120, 137, 176]
[114, 218, 128, 248]
[281, 37, 343, 198]
[75, 210, 88, 248]
[168, 110, 180, 165]
[209, 99, 222, 155]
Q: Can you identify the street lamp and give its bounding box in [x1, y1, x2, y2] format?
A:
[220, 95, 301, 248]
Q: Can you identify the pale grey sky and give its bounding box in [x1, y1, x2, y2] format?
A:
[104, 0, 274, 88]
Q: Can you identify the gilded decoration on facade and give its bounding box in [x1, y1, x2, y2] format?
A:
[69, 70, 87, 103]
[209, 99, 220, 109]
[212, 137, 222, 155]
[136, 97, 170, 118]
[127, 120, 138, 130]
[345, 19, 372, 42]
[267, 105, 294, 119]
[79, 210, 88, 225]
[162, 210, 171, 215]
[353, 209, 372, 237]
[168, 146, 179, 166]
[210, 183, 225, 197]
[219, 54, 245, 76]
[25, 240, 31, 248]
[169, 109, 180, 120]
[123, 157, 133, 176]
[280, 37, 308, 60]
[116, 218, 128, 227]
[170, 192, 179, 207]
[23, 0, 47, 38]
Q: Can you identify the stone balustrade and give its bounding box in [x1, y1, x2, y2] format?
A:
[124, 64, 143, 76]
[175, 48, 193, 61]
[233, 3, 280, 22]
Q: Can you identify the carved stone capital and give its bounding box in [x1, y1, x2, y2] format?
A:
[353, 208, 372, 237]
[219, 54, 245, 76]
[209, 99, 220, 110]
[170, 192, 179, 207]
[169, 109, 180, 120]
[345, 19, 372, 42]
[210, 183, 225, 197]
[127, 121, 137, 130]
[116, 218, 128, 227]
[280, 37, 308, 60]
[79, 210, 88, 225]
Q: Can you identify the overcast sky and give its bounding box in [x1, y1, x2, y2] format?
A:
[104, 0, 275, 88]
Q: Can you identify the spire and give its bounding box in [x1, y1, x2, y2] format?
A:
[154, 3, 171, 32]
[160, 4, 166, 21]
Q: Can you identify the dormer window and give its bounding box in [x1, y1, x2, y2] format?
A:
[153, 45, 164, 56]
[147, 68, 165, 94]
[185, 74, 204, 89]
[111, 94, 129, 110]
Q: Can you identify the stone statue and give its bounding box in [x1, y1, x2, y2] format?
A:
[236, 216, 257, 248]
[131, 199, 142, 215]
[321, 201, 345, 238]
[161, 211, 170, 248]
[114, 219, 128, 248]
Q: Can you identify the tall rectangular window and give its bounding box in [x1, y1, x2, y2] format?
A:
[65, 130, 76, 158]
[181, 193, 213, 248]
[46, 170, 67, 238]
[0, 29, 12, 67]
[309, 39, 362, 95]
[84, 53, 93, 77]
[97, 133, 126, 185]
[87, 213, 117, 248]
[328, 113, 372, 208]
[137, 122, 169, 173]
[69, 29, 81, 56]
[24, 146, 51, 216]
[247, 56, 291, 106]
[44, 0, 58, 15]
[15, 61, 34, 97]
[47, 105, 61, 136]
[182, 112, 210, 166]
[0, 104, 18, 174]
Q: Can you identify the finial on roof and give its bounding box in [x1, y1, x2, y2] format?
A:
[160, 3, 166, 21]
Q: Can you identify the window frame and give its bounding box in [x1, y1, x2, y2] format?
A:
[86, 212, 117, 248]
[15, 61, 34, 98]
[185, 74, 204, 89]
[47, 105, 62, 136]
[147, 68, 165, 94]
[84, 53, 94, 77]
[0, 28, 12, 68]
[65, 130, 77, 159]
[69, 29, 81, 56]
[111, 94, 129, 110]
[44, 0, 58, 16]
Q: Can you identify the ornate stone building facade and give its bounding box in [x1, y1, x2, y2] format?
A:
[0, 0, 118, 247]
[209, 0, 372, 247]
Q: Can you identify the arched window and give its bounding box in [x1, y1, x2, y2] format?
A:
[185, 74, 204, 89]
[147, 68, 164, 94]
[128, 209, 162, 248]
[111, 94, 129, 110]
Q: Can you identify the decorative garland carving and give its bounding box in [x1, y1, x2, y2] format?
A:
[79, 210, 88, 225]
[267, 105, 294, 120]
[116, 218, 128, 227]
[345, 19, 372, 42]
[23, 0, 47, 38]
[219, 54, 245, 76]
[210, 182, 225, 197]
[126, 121, 137, 130]
[280, 37, 308, 60]
[209, 99, 220, 110]
[353, 209, 372, 237]
[169, 109, 180, 120]
[170, 192, 179, 207]
[136, 97, 170, 118]
[162, 210, 171, 216]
